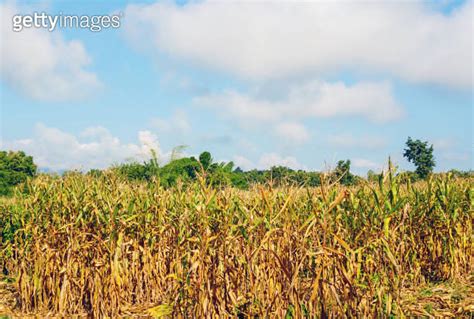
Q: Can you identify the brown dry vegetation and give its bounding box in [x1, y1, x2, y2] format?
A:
[0, 171, 473, 318]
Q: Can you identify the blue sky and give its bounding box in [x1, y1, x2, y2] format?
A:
[0, 0, 472, 174]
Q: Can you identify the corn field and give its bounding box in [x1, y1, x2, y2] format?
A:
[0, 171, 473, 318]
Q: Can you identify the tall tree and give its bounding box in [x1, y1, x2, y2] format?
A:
[403, 137, 435, 178]
[334, 160, 356, 185]
[199, 151, 212, 170]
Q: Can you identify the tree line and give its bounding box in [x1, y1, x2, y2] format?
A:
[1, 137, 471, 195]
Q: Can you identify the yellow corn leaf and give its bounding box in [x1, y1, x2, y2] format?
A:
[147, 304, 173, 318]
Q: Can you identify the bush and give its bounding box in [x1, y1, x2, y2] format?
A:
[0, 151, 37, 196]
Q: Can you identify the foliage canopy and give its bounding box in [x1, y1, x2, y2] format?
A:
[403, 137, 436, 178]
[0, 151, 37, 195]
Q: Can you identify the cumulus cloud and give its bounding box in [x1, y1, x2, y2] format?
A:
[3, 123, 160, 171]
[123, 1, 472, 88]
[195, 90, 279, 124]
[0, 3, 101, 101]
[274, 122, 310, 144]
[195, 80, 403, 124]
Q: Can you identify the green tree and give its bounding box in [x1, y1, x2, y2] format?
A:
[230, 169, 248, 189]
[115, 162, 150, 181]
[159, 157, 200, 187]
[268, 166, 294, 185]
[403, 137, 435, 178]
[367, 169, 382, 183]
[0, 151, 37, 195]
[334, 160, 356, 186]
[199, 151, 212, 170]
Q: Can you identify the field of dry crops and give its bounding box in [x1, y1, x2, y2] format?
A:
[0, 172, 473, 318]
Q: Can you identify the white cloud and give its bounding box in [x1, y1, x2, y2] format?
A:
[195, 80, 403, 124]
[0, 4, 101, 101]
[123, 1, 472, 88]
[2, 123, 160, 171]
[195, 90, 280, 124]
[274, 122, 310, 144]
[150, 109, 191, 134]
[138, 130, 161, 157]
[328, 133, 386, 150]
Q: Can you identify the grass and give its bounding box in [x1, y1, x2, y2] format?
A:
[0, 170, 472, 317]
